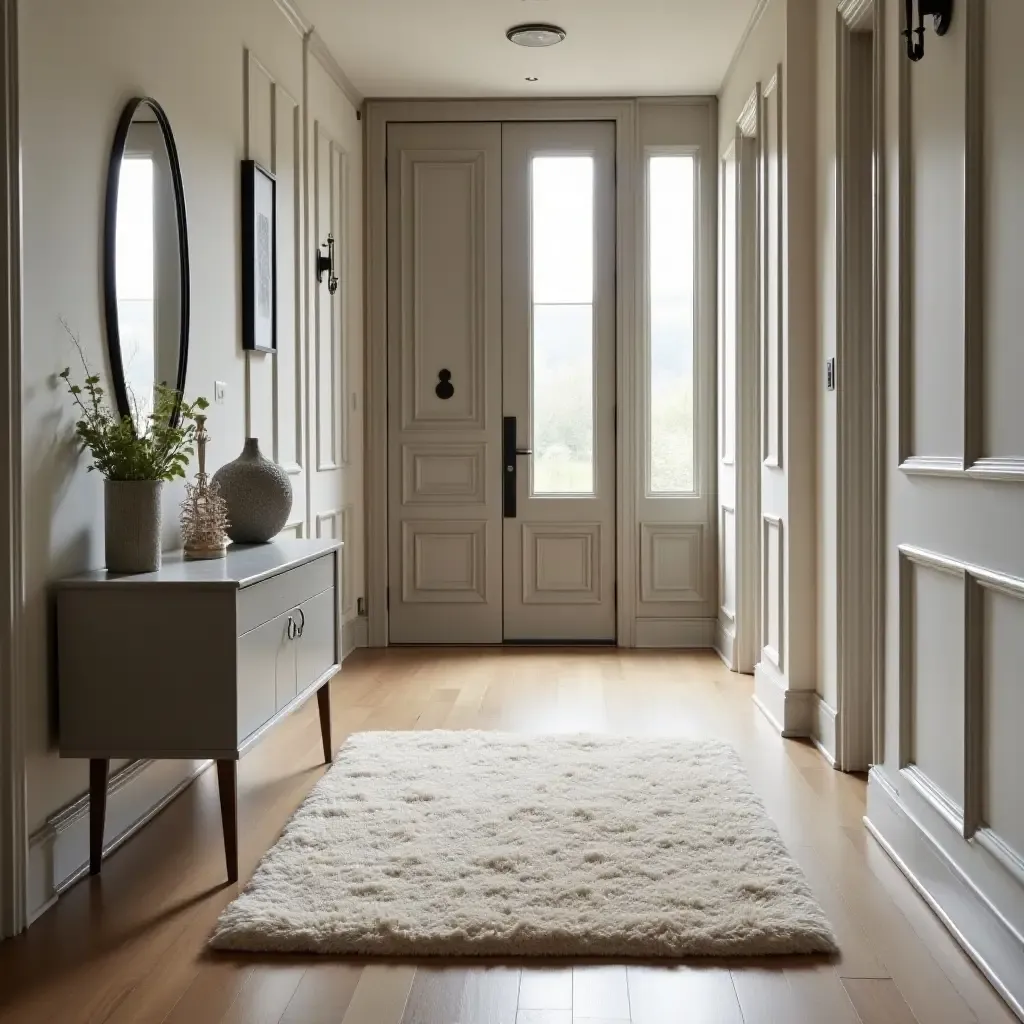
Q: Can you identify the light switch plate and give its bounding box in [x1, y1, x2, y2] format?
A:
[826, 358, 836, 392]
[214, 380, 227, 404]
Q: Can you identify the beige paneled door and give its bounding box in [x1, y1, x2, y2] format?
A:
[386, 120, 616, 643]
[501, 122, 616, 641]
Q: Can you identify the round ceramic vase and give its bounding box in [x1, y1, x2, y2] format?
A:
[104, 479, 163, 573]
[212, 438, 293, 544]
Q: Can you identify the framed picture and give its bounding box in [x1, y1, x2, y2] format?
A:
[241, 159, 276, 353]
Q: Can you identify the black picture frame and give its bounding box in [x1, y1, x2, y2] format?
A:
[241, 159, 277, 353]
[103, 96, 190, 424]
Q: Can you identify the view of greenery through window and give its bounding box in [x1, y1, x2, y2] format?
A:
[649, 154, 696, 493]
[531, 156, 595, 495]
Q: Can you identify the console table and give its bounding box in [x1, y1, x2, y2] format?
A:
[55, 538, 342, 883]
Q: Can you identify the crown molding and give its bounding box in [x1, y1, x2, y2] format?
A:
[307, 31, 363, 109]
[721, 0, 772, 92]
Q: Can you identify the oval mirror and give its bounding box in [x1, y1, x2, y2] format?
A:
[103, 97, 189, 430]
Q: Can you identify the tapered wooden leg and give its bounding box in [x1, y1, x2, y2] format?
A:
[89, 758, 109, 876]
[317, 680, 333, 764]
[216, 759, 238, 884]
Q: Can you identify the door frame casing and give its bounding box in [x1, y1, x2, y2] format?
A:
[835, 0, 885, 771]
[364, 98, 640, 647]
[0, 0, 27, 939]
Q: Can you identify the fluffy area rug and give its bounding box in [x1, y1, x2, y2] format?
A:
[210, 731, 837, 957]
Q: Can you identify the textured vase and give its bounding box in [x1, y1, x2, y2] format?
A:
[104, 479, 163, 573]
[212, 438, 293, 543]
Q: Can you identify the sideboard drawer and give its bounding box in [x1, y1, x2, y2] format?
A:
[237, 553, 335, 634]
[237, 609, 294, 743]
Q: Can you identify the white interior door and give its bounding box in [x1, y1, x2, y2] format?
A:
[386, 122, 503, 644]
[501, 121, 616, 641]
[386, 120, 615, 644]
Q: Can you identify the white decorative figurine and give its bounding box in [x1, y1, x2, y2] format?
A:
[180, 414, 230, 559]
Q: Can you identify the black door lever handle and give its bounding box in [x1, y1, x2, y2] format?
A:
[515, 448, 533, 456]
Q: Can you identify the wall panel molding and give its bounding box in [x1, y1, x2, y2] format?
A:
[521, 523, 602, 605]
[640, 523, 705, 604]
[401, 443, 486, 505]
[760, 68, 783, 469]
[761, 514, 783, 670]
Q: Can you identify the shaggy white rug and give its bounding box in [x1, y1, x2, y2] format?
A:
[210, 731, 837, 957]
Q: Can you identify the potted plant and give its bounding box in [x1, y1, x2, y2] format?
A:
[60, 330, 208, 574]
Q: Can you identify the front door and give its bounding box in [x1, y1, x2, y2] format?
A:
[386, 120, 616, 643]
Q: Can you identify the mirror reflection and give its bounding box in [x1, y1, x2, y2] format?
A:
[108, 100, 186, 429]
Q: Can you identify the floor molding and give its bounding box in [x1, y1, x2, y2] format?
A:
[342, 615, 368, 660]
[753, 659, 815, 737]
[714, 618, 736, 669]
[634, 617, 716, 649]
[812, 696, 838, 766]
[866, 770, 1024, 1021]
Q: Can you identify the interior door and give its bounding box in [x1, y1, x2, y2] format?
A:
[386, 122, 503, 644]
[501, 122, 616, 641]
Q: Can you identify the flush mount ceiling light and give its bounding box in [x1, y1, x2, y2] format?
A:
[506, 23, 566, 47]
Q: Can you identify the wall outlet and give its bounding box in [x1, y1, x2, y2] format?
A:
[826, 357, 836, 392]
[214, 380, 227, 405]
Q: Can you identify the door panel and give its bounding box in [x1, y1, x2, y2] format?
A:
[501, 122, 616, 641]
[387, 122, 503, 643]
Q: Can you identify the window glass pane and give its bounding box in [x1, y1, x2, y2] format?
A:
[532, 304, 593, 494]
[115, 157, 156, 419]
[648, 154, 696, 493]
[532, 157, 593, 303]
[531, 155, 595, 494]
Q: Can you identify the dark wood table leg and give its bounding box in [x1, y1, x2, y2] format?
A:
[216, 759, 238, 884]
[89, 758, 109, 875]
[317, 680, 333, 764]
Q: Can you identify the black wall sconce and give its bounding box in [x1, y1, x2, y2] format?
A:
[903, 0, 953, 62]
[316, 233, 339, 294]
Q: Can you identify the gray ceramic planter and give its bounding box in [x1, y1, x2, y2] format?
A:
[212, 438, 293, 543]
[104, 479, 163, 573]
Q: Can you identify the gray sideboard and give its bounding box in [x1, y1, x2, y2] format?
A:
[55, 537, 343, 883]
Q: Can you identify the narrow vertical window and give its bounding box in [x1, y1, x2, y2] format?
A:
[115, 156, 156, 418]
[531, 156, 594, 494]
[648, 154, 696, 493]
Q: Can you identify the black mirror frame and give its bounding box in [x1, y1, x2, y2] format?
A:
[103, 96, 190, 425]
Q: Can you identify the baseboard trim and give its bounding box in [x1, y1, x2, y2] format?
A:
[342, 615, 368, 659]
[812, 697, 838, 766]
[753, 660, 815, 737]
[27, 757, 211, 923]
[866, 770, 1024, 1021]
[714, 619, 736, 669]
[634, 617, 716, 649]
[27, 625, 370, 925]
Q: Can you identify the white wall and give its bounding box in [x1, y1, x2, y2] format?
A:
[18, 0, 363, 917]
[719, 0, 820, 734]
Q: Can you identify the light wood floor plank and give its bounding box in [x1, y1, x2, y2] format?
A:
[162, 962, 254, 1024]
[340, 966, 416, 1024]
[400, 969, 469, 1024]
[279, 962, 362, 1024]
[518, 968, 573, 1011]
[842, 978, 921, 1024]
[516, 1011, 572, 1024]
[572, 967, 630, 1021]
[730, 968, 798, 1024]
[784, 965, 862, 1024]
[218, 965, 305, 1024]
[626, 965, 742, 1024]
[461, 967, 520, 1024]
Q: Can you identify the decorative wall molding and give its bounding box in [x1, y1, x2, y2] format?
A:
[761, 514, 784, 671]
[722, 0, 773, 92]
[27, 758, 211, 923]
[272, 0, 310, 36]
[715, 619, 736, 669]
[899, 455, 964, 476]
[640, 523, 705, 604]
[634, 616, 715, 649]
[760, 69, 784, 470]
[866, 771, 1024, 1021]
[0, 0, 25, 940]
[901, 456, 1024, 482]
[307, 31, 363, 111]
[753, 657, 815, 737]
[813, 697, 838, 766]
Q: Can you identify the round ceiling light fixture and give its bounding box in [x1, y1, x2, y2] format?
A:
[506, 23, 566, 47]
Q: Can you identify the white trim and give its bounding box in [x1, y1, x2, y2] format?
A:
[341, 614, 368, 659]
[834, 0, 882, 772]
[753, 658, 815, 737]
[714, 618, 736, 668]
[364, 98, 640, 648]
[866, 771, 1024, 1021]
[899, 455, 1024, 483]
[272, 0, 310, 35]
[307, 31, 363, 110]
[634, 617, 716, 649]
[27, 758, 212, 924]
[0, 0, 24, 940]
[721, 0, 773, 93]
[813, 697, 838, 765]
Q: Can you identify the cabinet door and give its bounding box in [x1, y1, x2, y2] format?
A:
[296, 588, 337, 692]
[237, 610, 295, 742]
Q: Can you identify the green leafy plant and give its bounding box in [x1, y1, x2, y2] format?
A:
[58, 322, 209, 482]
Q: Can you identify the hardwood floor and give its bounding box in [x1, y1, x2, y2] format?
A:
[0, 649, 1015, 1024]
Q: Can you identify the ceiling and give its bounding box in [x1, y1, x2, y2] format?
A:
[299, 0, 760, 99]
